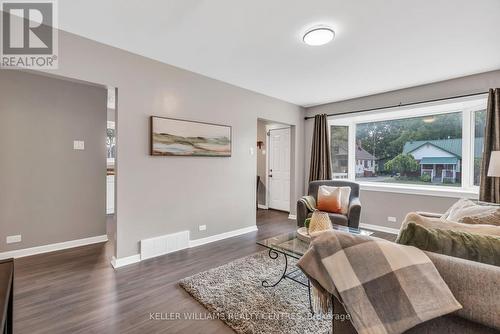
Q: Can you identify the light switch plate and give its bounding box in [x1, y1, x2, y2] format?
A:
[6, 235, 21, 244]
[73, 140, 85, 150]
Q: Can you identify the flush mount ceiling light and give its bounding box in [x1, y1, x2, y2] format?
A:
[303, 26, 335, 46]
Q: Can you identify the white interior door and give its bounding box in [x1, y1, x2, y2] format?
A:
[268, 127, 290, 212]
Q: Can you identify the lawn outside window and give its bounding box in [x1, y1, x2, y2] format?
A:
[328, 95, 487, 198]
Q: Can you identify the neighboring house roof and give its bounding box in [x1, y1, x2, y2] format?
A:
[333, 142, 377, 160]
[420, 157, 458, 165]
[356, 145, 377, 160]
[403, 138, 484, 159]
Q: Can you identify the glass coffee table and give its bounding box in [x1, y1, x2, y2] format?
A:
[257, 225, 373, 312]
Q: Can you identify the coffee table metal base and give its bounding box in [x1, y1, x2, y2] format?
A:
[261, 248, 313, 313]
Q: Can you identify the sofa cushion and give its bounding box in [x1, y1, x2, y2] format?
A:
[400, 212, 500, 237]
[442, 198, 500, 225]
[397, 222, 500, 266]
[461, 211, 500, 226]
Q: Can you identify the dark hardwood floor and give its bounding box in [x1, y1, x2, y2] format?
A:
[13, 210, 394, 334]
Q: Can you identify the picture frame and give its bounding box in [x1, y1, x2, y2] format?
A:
[150, 116, 232, 157]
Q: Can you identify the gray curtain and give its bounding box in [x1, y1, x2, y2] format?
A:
[479, 88, 500, 203]
[309, 114, 332, 182]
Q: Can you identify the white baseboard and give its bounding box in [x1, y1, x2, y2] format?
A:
[288, 214, 296, 220]
[189, 225, 258, 248]
[111, 225, 259, 269]
[359, 223, 399, 235]
[257, 204, 268, 210]
[0, 235, 108, 260]
[111, 254, 141, 268]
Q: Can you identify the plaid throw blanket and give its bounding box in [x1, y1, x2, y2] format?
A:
[299, 195, 316, 212]
[298, 230, 462, 334]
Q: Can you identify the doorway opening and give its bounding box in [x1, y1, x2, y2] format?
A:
[106, 87, 117, 257]
[106, 87, 116, 215]
[256, 119, 293, 218]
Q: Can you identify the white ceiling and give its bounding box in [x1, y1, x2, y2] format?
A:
[58, 0, 500, 107]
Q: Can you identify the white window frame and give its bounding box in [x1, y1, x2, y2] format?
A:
[328, 95, 488, 199]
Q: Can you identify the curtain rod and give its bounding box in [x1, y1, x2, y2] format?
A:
[304, 91, 489, 120]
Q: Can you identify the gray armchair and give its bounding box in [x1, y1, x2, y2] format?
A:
[297, 180, 361, 229]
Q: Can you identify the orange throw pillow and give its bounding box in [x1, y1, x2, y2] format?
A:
[317, 186, 343, 213]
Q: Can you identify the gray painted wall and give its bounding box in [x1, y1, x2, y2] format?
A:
[36, 28, 305, 259]
[359, 190, 457, 229]
[0, 70, 107, 251]
[306, 70, 500, 229]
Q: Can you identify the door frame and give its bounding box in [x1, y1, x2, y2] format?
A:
[265, 125, 292, 212]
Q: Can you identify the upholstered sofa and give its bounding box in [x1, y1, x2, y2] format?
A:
[332, 251, 500, 333]
[297, 180, 361, 229]
[331, 208, 500, 333]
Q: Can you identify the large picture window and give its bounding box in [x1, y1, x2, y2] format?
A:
[355, 112, 463, 186]
[328, 96, 487, 193]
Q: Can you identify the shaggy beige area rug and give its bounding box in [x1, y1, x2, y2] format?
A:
[179, 251, 332, 334]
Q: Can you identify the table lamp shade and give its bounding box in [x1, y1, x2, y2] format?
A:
[487, 151, 500, 177]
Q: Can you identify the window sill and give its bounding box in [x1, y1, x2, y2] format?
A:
[358, 182, 479, 199]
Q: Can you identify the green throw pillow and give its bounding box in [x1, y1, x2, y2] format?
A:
[397, 222, 500, 266]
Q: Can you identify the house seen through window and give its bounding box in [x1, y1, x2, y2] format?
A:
[356, 112, 463, 186]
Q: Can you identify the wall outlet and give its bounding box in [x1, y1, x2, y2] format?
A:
[387, 216, 397, 223]
[198, 225, 207, 231]
[73, 140, 85, 150]
[6, 235, 21, 244]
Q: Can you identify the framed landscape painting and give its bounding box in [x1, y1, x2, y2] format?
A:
[150, 116, 231, 157]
